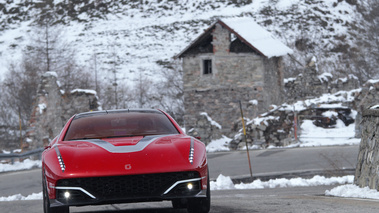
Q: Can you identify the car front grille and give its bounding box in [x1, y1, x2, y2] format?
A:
[56, 171, 200, 201]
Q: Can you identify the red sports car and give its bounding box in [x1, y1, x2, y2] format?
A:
[42, 109, 210, 213]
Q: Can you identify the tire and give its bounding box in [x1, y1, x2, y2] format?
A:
[187, 171, 211, 213]
[43, 175, 69, 213]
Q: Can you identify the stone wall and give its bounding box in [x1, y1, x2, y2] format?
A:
[26, 72, 100, 149]
[353, 80, 379, 138]
[354, 107, 379, 189]
[184, 87, 266, 138]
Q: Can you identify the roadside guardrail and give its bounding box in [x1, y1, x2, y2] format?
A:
[0, 148, 44, 164]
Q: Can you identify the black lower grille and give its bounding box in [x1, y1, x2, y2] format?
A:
[166, 181, 201, 196]
[56, 171, 200, 200]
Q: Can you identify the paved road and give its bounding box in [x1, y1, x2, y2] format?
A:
[0, 145, 364, 212]
[208, 145, 359, 180]
[2, 185, 379, 213]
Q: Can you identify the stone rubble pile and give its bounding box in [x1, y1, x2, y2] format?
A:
[187, 112, 223, 146]
[230, 109, 294, 149]
[229, 106, 355, 149]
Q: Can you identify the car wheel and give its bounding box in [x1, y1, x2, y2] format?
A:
[187, 171, 211, 213]
[43, 176, 69, 213]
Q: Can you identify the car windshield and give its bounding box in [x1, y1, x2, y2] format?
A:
[64, 111, 179, 141]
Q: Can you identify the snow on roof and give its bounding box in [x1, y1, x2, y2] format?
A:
[220, 17, 293, 58]
[176, 17, 293, 58]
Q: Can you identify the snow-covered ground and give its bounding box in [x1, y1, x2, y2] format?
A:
[210, 174, 354, 190]
[298, 119, 360, 147]
[0, 159, 41, 173]
[209, 174, 379, 200]
[0, 192, 42, 202]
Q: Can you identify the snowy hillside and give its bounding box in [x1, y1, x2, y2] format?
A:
[0, 0, 367, 84]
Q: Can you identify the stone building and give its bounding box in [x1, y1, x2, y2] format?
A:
[26, 72, 100, 149]
[176, 18, 293, 138]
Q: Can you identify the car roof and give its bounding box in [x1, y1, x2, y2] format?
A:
[74, 109, 162, 119]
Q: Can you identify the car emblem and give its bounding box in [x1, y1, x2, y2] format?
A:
[125, 164, 132, 170]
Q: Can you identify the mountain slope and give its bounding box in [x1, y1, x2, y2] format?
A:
[0, 0, 370, 85]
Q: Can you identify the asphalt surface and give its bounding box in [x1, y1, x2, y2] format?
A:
[208, 145, 359, 181]
[2, 184, 379, 213]
[1, 145, 371, 213]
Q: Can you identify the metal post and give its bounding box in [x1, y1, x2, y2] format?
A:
[11, 150, 14, 165]
[293, 106, 298, 142]
[239, 101, 253, 179]
[18, 108, 23, 152]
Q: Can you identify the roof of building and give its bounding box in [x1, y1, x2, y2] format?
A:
[176, 17, 293, 58]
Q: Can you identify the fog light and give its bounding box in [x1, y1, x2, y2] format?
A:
[64, 191, 70, 199]
[187, 183, 193, 190]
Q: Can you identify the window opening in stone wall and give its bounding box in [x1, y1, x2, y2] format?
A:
[203, 59, 212, 75]
[230, 33, 237, 42]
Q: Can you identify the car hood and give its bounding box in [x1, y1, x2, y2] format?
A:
[50, 134, 206, 178]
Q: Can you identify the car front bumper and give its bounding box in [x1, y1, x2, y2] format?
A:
[50, 171, 207, 207]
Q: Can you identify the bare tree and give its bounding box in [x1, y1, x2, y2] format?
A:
[134, 69, 153, 108]
[0, 60, 42, 149]
[0, 1, 96, 149]
[152, 60, 185, 125]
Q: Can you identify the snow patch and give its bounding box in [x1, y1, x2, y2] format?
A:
[70, 89, 97, 95]
[210, 174, 354, 190]
[38, 103, 46, 114]
[326, 184, 379, 200]
[43, 71, 58, 78]
[249, 99, 258, 106]
[322, 110, 338, 118]
[0, 192, 42, 201]
[299, 119, 360, 147]
[318, 72, 333, 83]
[0, 159, 42, 173]
[284, 77, 296, 84]
[206, 135, 231, 152]
[367, 79, 379, 84]
[200, 112, 222, 129]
